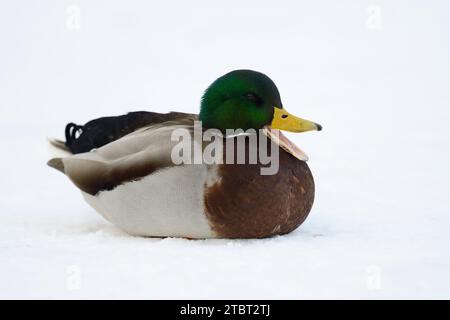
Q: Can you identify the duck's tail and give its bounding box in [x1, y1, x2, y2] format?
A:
[47, 122, 84, 158]
[47, 137, 72, 158]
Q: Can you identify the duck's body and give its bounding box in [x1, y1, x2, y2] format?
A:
[49, 112, 314, 238]
[48, 70, 321, 239]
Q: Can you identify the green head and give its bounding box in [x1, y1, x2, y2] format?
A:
[200, 70, 280, 131]
[199, 70, 322, 133]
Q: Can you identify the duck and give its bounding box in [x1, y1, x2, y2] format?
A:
[47, 70, 322, 239]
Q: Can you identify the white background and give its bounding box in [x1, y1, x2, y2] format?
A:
[0, 0, 449, 299]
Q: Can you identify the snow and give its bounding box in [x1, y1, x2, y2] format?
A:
[1, 0, 450, 299]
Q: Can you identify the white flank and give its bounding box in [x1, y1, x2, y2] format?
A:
[82, 164, 216, 238]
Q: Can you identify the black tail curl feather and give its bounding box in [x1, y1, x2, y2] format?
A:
[64, 122, 88, 154]
[65, 123, 84, 147]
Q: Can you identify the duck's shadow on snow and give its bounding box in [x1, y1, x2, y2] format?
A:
[59, 215, 331, 246]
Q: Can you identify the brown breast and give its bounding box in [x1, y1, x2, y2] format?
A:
[204, 136, 315, 238]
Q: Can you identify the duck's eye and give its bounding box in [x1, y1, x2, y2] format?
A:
[245, 93, 263, 106]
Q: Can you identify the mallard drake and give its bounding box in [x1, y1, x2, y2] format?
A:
[48, 70, 322, 239]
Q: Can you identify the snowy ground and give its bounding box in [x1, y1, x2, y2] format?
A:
[1, 1, 449, 299]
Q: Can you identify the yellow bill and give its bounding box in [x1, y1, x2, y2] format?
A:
[271, 107, 322, 133]
[265, 107, 322, 162]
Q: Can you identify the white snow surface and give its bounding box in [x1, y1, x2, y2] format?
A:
[1, 0, 450, 299]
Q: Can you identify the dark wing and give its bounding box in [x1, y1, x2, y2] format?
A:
[65, 111, 193, 154]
